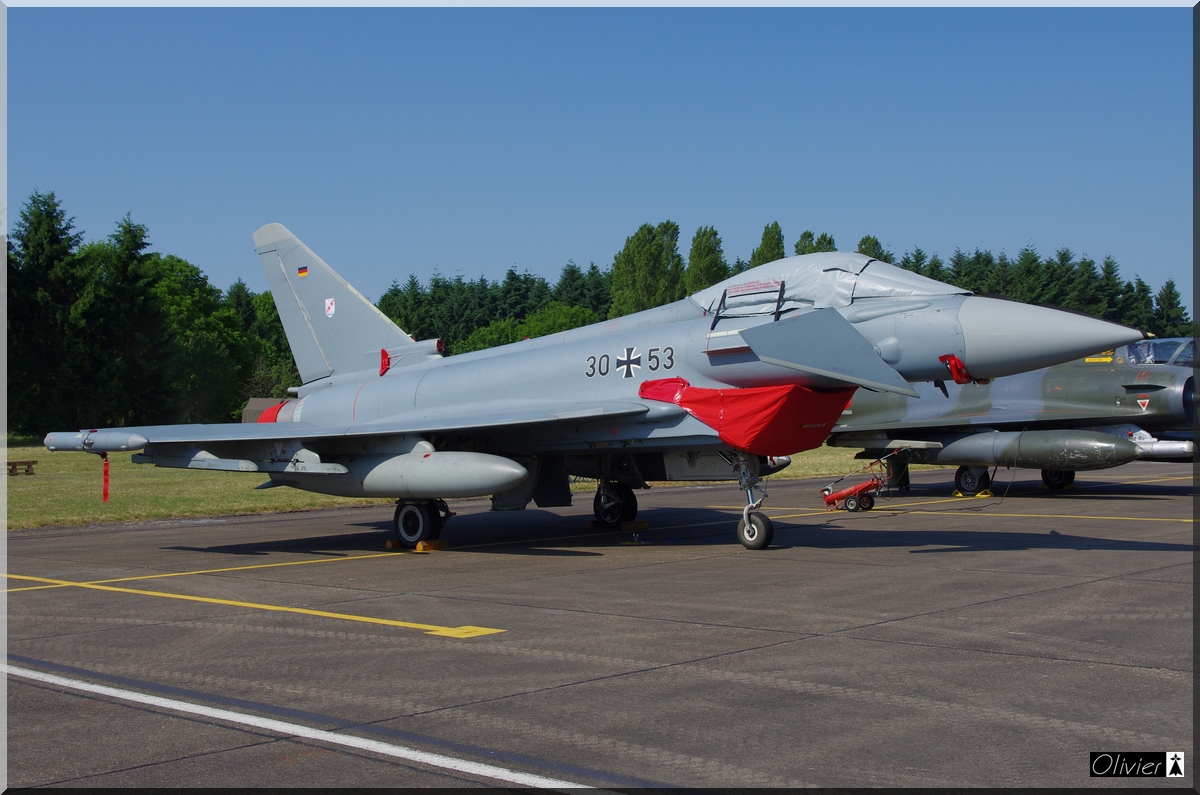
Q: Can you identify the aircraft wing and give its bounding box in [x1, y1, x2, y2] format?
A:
[45, 400, 652, 453]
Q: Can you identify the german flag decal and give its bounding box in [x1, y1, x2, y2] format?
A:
[297, 266, 309, 277]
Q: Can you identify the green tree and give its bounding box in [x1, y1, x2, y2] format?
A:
[1064, 256, 1107, 318]
[454, 301, 598, 354]
[224, 279, 257, 334]
[582, 262, 612, 319]
[794, 230, 837, 255]
[1006, 247, 1047, 305]
[898, 247, 928, 275]
[378, 274, 427, 338]
[857, 235, 895, 264]
[657, 221, 686, 302]
[1039, 248, 1076, 308]
[552, 260, 587, 307]
[1116, 277, 1156, 332]
[730, 257, 750, 276]
[923, 253, 948, 283]
[684, 225, 729, 294]
[8, 191, 92, 434]
[1151, 279, 1191, 337]
[609, 221, 683, 317]
[749, 221, 785, 268]
[1098, 256, 1126, 324]
[983, 252, 1014, 296]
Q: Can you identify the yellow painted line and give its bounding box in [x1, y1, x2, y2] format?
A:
[5, 574, 504, 638]
[6, 551, 410, 594]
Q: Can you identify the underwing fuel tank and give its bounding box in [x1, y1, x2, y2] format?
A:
[277, 451, 529, 499]
[912, 430, 1143, 471]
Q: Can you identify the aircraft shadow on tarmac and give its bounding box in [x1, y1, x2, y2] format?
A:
[768, 525, 1194, 555]
[162, 502, 1191, 558]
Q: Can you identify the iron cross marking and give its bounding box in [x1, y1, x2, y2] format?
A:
[616, 347, 642, 378]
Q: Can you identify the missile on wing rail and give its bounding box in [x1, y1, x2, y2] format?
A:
[44, 430, 149, 453]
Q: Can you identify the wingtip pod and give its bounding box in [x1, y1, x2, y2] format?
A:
[959, 297, 1148, 380]
[44, 430, 149, 453]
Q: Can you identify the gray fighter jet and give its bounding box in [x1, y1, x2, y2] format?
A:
[828, 337, 1194, 495]
[45, 224, 1144, 548]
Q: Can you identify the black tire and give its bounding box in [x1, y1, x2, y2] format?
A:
[859, 494, 875, 511]
[593, 484, 635, 527]
[844, 495, 860, 512]
[1041, 469, 1075, 490]
[736, 512, 774, 550]
[613, 483, 638, 523]
[394, 501, 438, 548]
[954, 467, 990, 496]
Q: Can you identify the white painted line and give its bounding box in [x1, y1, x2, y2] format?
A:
[7, 664, 589, 789]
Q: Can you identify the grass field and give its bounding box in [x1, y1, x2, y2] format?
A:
[5, 443, 880, 530]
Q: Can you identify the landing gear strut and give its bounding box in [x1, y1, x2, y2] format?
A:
[593, 482, 637, 527]
[728, 452, 773, 550]
[393, 499, 452, 549]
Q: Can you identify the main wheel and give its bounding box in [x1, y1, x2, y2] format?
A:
[736, 512, 774, 550]
[844, 495, 860, 512]
[859, 494, 875, 511]
[954, 466, 990, 495]
[593, 483, 637, 527]
[394, 501, 439, 548]
[1041, 469, 1075, 490]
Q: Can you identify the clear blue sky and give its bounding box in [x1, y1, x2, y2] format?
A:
[9, 8, 1193, 315]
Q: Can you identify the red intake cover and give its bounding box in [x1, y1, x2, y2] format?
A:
[257, 401, 290, 423]
[639, 377, 856, 456]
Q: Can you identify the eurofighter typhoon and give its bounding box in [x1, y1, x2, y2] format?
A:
[45, 224, 1145, 549]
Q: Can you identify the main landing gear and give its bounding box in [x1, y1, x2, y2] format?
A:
[954, 466, 991, 496]
[1041, 468, 1076, 490]
[728, 452, 773, 550]
[393, 499, 453, 549]
[593, 481, 638, 527]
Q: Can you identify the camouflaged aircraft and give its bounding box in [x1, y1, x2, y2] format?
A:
[45, 224, 1145, 549]
[828, 337, 1194, 495]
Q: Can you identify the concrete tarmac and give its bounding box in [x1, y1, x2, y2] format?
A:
[7, 461, 1193, 788]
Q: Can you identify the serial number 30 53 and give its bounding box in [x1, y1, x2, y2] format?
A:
[585, 345, 674, 378]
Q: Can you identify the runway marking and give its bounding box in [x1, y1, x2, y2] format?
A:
[6, 575, 505, 638]
[6, 552, 408, 593]
[5, 664, 584, 789]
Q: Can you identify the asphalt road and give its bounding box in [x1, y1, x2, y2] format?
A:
[7, 461, 1193, 788]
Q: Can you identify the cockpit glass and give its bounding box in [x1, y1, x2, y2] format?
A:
[1127, 339, 1186, 365]
[1170, 340, 1193, 368]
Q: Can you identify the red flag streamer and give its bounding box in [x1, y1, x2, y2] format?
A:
[101, 452, 109, 503]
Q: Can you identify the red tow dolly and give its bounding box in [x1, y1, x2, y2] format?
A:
[820, 456, 892, 512]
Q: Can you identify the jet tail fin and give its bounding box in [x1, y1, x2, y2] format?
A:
[254, 223, 414, 383]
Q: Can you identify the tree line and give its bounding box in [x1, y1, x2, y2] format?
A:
[8, 191, 1192, 436]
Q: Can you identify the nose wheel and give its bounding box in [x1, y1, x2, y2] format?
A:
[725, 451, 774, 550]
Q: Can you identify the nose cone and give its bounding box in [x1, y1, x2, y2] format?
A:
[959, 296, 1145, 379]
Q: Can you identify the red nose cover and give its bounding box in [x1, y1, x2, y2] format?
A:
[639, 377, 856, 456]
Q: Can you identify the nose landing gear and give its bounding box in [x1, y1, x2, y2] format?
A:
[728, 451, 773, 550]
